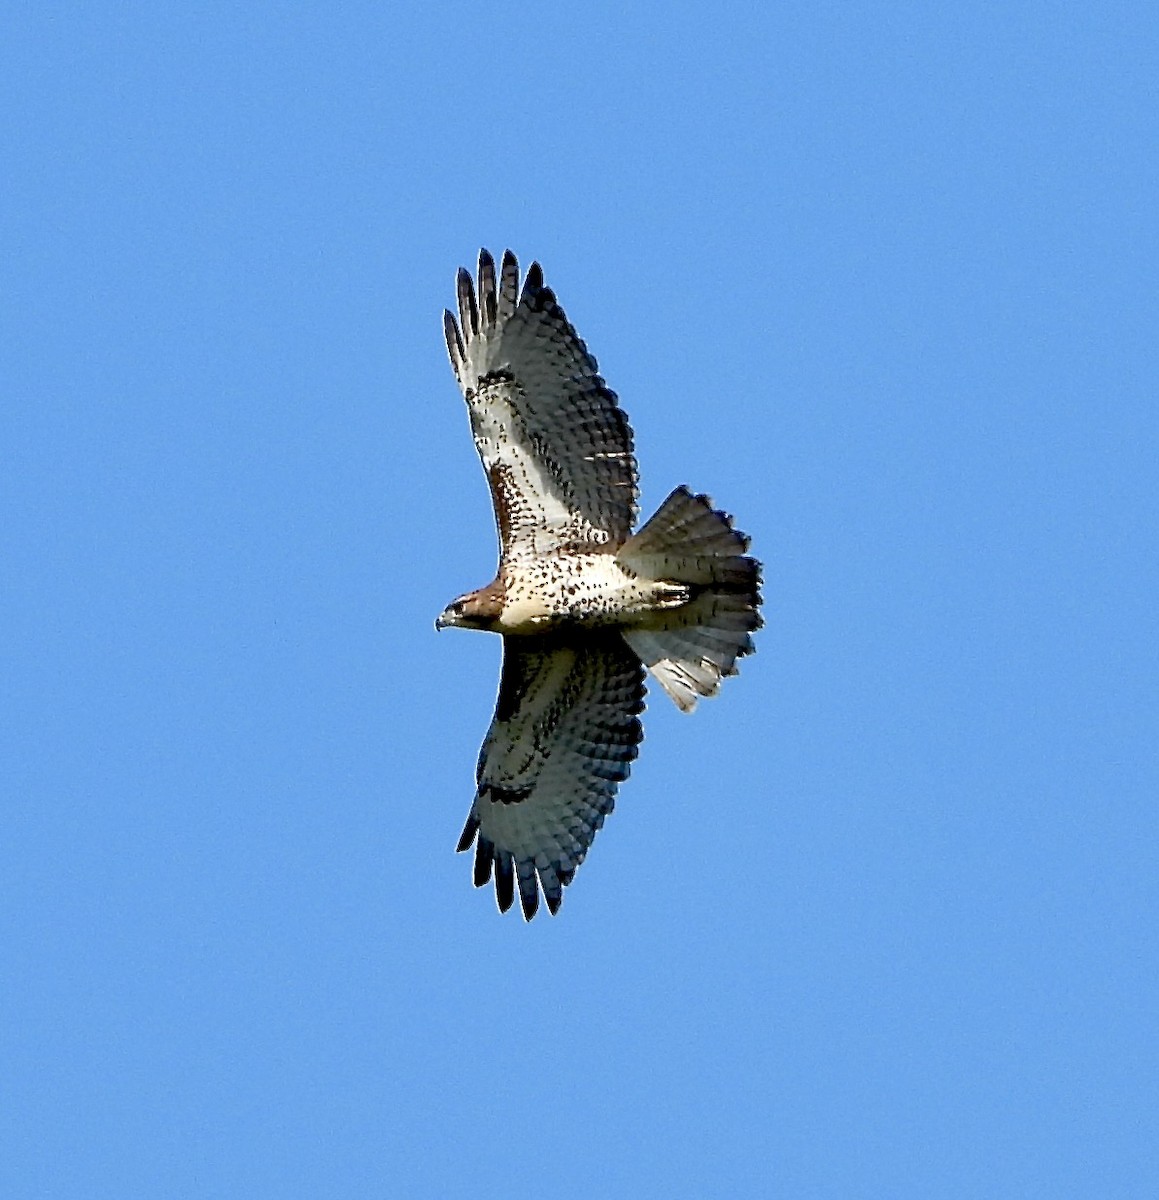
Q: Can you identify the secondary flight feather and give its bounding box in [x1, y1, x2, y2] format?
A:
[437, 250, 762, 920]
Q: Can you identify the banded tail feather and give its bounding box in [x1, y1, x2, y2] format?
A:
[619, 486, 762, 712]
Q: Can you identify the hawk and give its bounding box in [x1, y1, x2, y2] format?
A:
[437, 250, 762, 919]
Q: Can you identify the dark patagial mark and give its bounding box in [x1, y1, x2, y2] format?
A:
[493, 638, 540, 722]
[488, 461, 518, 553]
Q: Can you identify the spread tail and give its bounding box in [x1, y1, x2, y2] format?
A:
[617, 486, 763, 712]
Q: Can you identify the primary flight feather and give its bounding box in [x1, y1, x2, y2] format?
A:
[438, 250, 762, 920]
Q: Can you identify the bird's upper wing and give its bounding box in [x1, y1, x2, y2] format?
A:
[443, 250, 638, 562]
[457, 631, 646, 919]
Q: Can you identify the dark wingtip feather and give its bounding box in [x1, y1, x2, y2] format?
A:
[540, 867, 563, 915]
[522, 261, 544, 299]
[495, 850, 515, 913]
[477, 249, 497, 329]
[473, 836, 494, 887]
[456, 811, 479, 853]
[443, 309, 464, 375]
[456, 266, 478, 337]
[499, 250, 520, 317]
[518, 873, 539, 921]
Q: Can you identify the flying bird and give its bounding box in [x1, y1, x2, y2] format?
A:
[438, 250, 762, 920]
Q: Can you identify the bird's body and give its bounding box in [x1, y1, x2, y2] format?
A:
[438, 250, 762, 919]
[446, 550, 690, 636]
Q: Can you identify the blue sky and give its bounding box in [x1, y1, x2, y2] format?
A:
[3, 3, 1157, 1196]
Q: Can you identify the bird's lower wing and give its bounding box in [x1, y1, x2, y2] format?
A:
[457, 631, 646, 919]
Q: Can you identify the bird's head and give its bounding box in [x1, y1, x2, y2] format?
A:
[435, 587, 503, 633]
